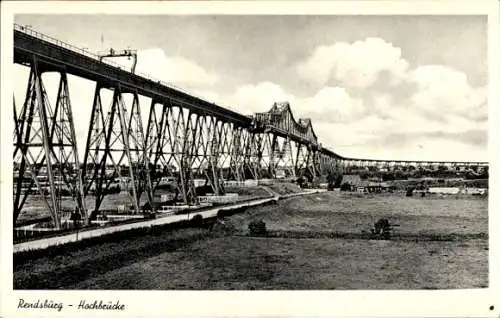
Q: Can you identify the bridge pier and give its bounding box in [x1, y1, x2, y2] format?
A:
[13, 57, 87, 229]
[243, 130, 259, 180]
[295, 143, 318, 182]
[228, 126, 247, 181]
[145, 102, 198, 205]
[244, 131, 269, 180]
[268, 135, 295, 179]
[201, 116, 226, 196]
[82, 84, 153, 219]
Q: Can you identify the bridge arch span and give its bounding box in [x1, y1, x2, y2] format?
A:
[253, 102, 318, 147]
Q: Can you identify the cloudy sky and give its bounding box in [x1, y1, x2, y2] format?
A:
[13, 15, 488, 161]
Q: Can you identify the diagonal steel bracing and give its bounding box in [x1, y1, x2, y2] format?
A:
[294, 142, 318, 182]
[145, 102, 198, 205]
[268, 135, 295, 178]
[82, 84, 153, 219]
[247, 132, 274, 179]
[13, 57, 87, 229]
[205, 118, 225, 195]
[145, 100, 175, 192]
[228, 126, 247, 181]
[243, 130, 259, 180]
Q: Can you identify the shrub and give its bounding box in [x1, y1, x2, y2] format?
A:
[211, 218, 236, 236]
[406, 187, 414, 197]
[191, 214, 203, 227]
[371, 218, 393, 239]
[327, 171, 343, 189]
[340, 182, 351, 192]
[248, 219, 267, 236]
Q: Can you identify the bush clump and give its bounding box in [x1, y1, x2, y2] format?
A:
[190, 214, 204, 227]
[340, 182, 352, 192]
[211, 218, 236, 236]
[248, 219, 267, 236]
[406, 187, 414, 197]
[370, 218, 393, 240]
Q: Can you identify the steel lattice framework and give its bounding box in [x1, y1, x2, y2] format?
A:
[13, 57, 87, 228]
[12, 24, 488, 229]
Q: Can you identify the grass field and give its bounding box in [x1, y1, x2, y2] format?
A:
[229, 192, 488, 236]
[13, 190, 488, 290]
[70, 236, 487, 290]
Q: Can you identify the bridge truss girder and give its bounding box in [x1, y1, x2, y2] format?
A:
[13, 56, 87, 229]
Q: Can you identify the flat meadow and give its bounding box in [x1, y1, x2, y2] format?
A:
[13, 190, 488, 290]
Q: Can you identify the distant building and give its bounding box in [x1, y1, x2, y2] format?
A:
[354, 181, 383, 193]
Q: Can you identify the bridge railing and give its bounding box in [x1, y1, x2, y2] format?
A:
[13, 23, 223, 107]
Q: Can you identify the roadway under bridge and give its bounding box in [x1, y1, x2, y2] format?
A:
[12, 24, 488, 229]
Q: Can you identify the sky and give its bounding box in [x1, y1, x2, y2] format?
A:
[13, 15, 488, 161]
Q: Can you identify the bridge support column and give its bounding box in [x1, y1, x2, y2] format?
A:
[217, 122, 233, 181]
[82, 85, 153, 219]
[180, 111, 200, 203]
[311, 149, 319, 179]
[245, 132, 272, 180]
[265, 133, 273, 178]
[13, 59, 87, 229]
[244, 131, 260, 180]
[269, 135, 295, 179]
[203, 117, 225, 195]
[259, 132, 274, 179]
[145, 102, 198, 205]
[295, 143, 317, 182]
[228, 126, 247, 181]
[145, 100, 173, 193]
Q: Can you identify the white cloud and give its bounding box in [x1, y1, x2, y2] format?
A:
[222, 82, 365, 124]
[295, 86, 365, 124]
[297, 37, 409, 88]
[136, 48, 218, 86]
[218, 75, 487, 161]
[407, 65, 487, 120]
[225, 81, 296, 115]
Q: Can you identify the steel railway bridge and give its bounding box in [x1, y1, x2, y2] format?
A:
[12, 24, 488, 229]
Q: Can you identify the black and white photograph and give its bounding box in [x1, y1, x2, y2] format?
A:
[1, 1, 499, 317]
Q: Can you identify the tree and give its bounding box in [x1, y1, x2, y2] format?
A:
[327, 170, 343, 190]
